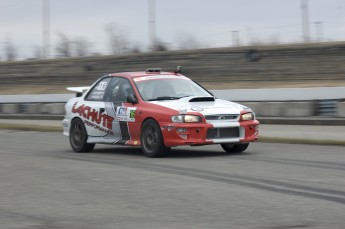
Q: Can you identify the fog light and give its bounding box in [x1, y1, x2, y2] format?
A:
[176, 128, 187, 133]
[179, 134, 187, 139]
[254, 125, 259, 135]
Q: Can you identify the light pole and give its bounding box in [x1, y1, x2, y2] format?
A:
[246, 27, 253, 45]
[231, 31, 240, 47]
[148, 0, 156, 51]
[314, 21, 323, 42]
[42, 0, 50, 58]
[301, 0, 310, 43]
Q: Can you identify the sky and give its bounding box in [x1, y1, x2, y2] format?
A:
[0, 0, 345, 58]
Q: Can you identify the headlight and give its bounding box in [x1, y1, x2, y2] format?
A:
[241, 112, 254, 121]
[171, 115, 202, 123]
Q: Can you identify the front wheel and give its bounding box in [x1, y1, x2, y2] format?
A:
[221, 143, 249, 153]
[141, 119, 169, 157]
[69, 118, 95, 153]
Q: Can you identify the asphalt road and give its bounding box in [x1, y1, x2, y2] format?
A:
[1, 131, 345, 229]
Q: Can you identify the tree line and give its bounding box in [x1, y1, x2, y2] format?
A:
[0, 22, 201, 61]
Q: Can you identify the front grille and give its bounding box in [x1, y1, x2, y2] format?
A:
[205, 115, 238, 121]
[206, 127, 240, 139]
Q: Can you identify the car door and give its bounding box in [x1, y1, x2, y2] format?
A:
[102, 77, 137, 144]
[83, 77, 113, 137]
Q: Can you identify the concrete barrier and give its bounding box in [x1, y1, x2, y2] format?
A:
[260, 102, 279, 117]
[256, 102, 285, 117]
[0, 101, 341, 117]
[283, 102, 314, 117]
[338, 101, 345, 117]
[41, 103, 66, 115]
[0, 103, 66, 115]
[2, 104, 20, 114]
[20, 103, 43, 114]
[240, 101, 315, 117]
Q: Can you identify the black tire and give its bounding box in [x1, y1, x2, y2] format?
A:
[69, 118, 95, 153]
[221, 143, 249, 153]
[141, 119, 169, 157]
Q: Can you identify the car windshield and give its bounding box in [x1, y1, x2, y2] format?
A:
[134, 75, 212, 101]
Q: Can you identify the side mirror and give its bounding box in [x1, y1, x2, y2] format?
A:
[127, 94, 138, 104]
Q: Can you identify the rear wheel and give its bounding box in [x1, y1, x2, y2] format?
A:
[221, 143, 249, 153]
[70, 118, 95, 153]
[141, 119, 169, 157]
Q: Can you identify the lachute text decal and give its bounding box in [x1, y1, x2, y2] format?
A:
[72, 102, 114, 134]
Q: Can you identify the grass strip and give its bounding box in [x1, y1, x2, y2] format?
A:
[0, 124, 61, 132]
[259, 136, 345, 146]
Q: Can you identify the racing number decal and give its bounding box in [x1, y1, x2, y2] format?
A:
[97, 81, 108, 91]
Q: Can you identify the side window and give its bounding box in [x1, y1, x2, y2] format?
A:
[107, 77, 134, 103]
[85, 78, 111, 101]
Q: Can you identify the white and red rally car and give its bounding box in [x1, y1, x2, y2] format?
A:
[63, 67, 259, 157]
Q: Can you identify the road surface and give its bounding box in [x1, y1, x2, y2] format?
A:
[0, 131, 344, 229]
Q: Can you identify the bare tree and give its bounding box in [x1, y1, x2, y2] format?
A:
[175, 33, 200, 50]
[4, 39, 17, 61]
[55, 33, 71, 57]
[33, 45, 42, 59]
[267, 34, 281, 45]
[129, 43, 142, 53]
[105, 22, 129, 55]
[154, 39, 169, 51]
[74, 36, 90, 57]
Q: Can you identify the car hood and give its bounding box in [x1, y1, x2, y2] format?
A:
[148, 96, 248, 115]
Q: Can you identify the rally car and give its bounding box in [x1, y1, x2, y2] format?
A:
[63, 67, 259, 157]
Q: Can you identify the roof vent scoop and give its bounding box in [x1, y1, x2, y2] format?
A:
[145, 68, 161, 73]
[189, 97, 215, 102]
[174, 66, 182, 74]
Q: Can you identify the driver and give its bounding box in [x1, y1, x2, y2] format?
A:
[112, 82, 133, 102]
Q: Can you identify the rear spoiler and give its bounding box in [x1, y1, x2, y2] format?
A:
[66, 86, 90, 97]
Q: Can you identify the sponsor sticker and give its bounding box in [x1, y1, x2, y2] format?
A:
[118, 107, 127, 115]
[130, 110, 136, 119]
[162, 125, 175, 131]
[191, 107, 204, 111]
[72, 102, 114, 132]
[134, 75, 189, 82]
[116, 106, 137, 122]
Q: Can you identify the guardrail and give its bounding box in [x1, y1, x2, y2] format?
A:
[0, 88, 345, 118]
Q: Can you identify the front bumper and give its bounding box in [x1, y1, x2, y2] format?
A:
[160, 120, 259, 147]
